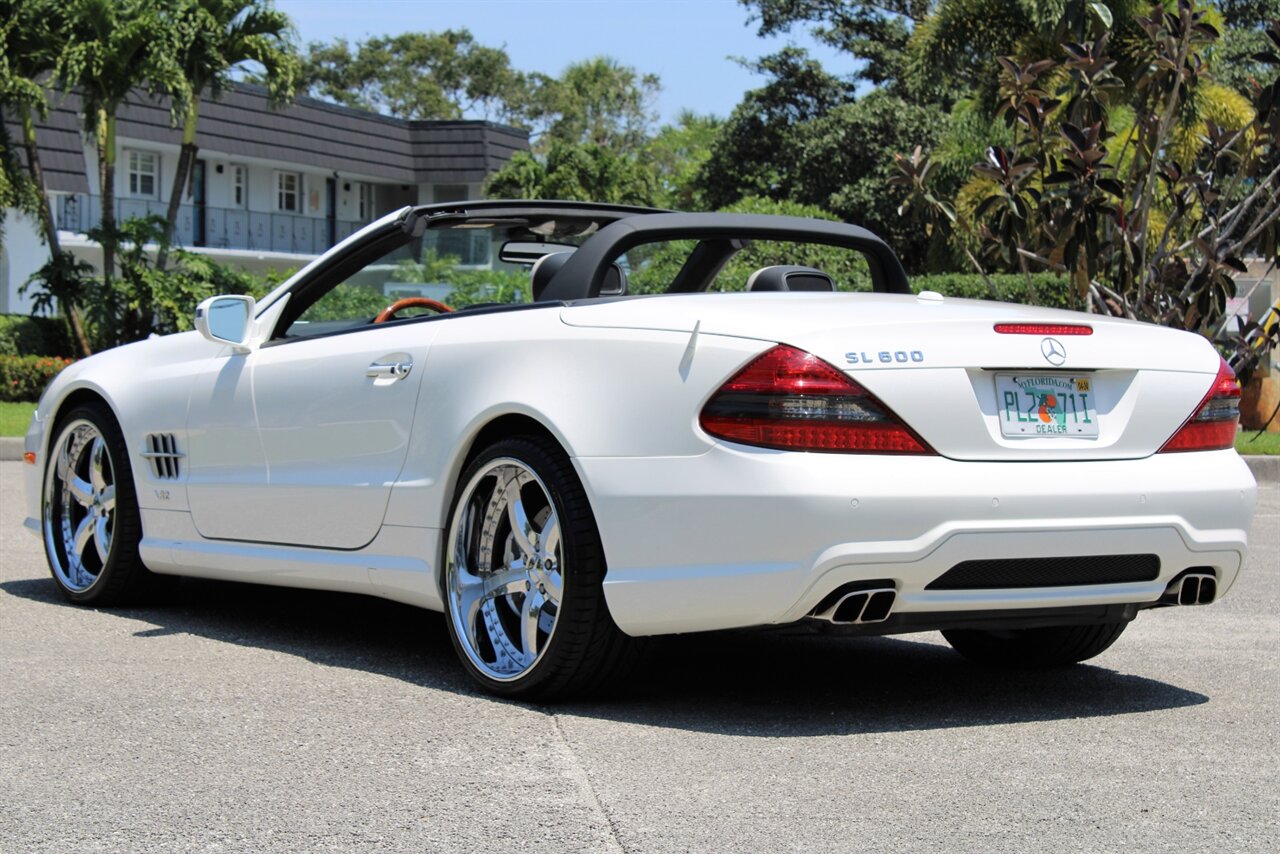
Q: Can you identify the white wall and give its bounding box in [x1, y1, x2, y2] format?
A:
[1, 210, 51, 315]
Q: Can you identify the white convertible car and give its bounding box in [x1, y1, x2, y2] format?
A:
[23, 201, 1257, 698]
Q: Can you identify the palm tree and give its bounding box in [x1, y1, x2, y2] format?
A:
[1, 0, 94, 355]
[56, 0, 182, 294]
[157, 0, 297, 269]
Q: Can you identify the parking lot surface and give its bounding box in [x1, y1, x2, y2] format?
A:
[1, 461, 1277, 852]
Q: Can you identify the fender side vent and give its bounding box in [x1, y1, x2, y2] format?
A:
[142, 433, 184, 480]
[926, 554, 1160, 590]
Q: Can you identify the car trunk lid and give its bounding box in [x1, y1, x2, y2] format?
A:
[561, 292, 1222, 460]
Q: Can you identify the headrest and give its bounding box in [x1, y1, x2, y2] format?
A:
[745, 265, 836, 292]
[600, 262, 627, 296]
[530, 251, 573, 301]
[531, 251, 628, 301]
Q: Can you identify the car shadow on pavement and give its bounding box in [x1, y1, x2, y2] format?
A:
[1, 575, 1208, 736]
[570, 629, 1209, 737]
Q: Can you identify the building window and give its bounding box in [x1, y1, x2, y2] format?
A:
[231, 165, 247, 208]
[127, 150, 159, 198]
[358, 183, 374, 220]
[276, 171, 300, 212]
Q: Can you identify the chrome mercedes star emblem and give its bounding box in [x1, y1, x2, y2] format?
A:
[1041, 337, 1067, 366]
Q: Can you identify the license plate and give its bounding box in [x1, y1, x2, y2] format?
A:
[996, 374, 1099, 438]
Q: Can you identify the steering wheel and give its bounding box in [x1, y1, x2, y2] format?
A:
[374, 297, 453, 324]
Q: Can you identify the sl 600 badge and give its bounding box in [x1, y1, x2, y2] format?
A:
[845, 349, 925, 365]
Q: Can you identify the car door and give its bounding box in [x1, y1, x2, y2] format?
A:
[186, 223, 446, 549]
[244, 322, 438, 548]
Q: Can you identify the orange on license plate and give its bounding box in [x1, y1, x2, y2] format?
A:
[996, 374, 1098, 438]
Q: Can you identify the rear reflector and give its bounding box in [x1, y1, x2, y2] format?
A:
[994, 323, 1093, 335]
[1159, 357, 1241, 453]
[699, 345, 934, 454]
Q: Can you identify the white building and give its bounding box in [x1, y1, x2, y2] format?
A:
[1, 82, 529, 313]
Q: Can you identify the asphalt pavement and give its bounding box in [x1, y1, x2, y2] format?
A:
[1, 461, 1277, 852]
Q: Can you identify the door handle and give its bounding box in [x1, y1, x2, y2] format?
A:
[367, 360, 413, 380]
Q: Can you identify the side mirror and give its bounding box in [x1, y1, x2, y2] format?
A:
[195, 295, 256, 352]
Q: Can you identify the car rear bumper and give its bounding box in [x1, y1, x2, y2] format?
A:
[579, 447, 1256, 636]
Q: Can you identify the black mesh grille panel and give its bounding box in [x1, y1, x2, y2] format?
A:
[926, 554, 1161, 590]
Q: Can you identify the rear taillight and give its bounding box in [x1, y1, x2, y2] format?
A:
[699, 345, 935, 454]
[1158, 357, 1241, 453]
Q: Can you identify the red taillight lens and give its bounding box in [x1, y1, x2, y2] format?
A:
[1158, 357, 1241, 453]
[994, 323, 1093, 335]
[699, 345, 935, 454]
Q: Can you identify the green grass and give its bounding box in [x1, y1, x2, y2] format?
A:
[1236, 430, 1280, 455]
[0, 401, 36, 438]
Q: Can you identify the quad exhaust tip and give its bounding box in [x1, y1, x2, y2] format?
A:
[810, 586, 897, 624]
[1164, 571, 1218, 606]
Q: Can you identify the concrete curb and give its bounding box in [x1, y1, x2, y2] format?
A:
[2, 433, 1277, 480]
[1244, 454, 1280, 483]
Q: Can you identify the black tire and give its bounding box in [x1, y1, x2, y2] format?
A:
[441, 434, 641, 700]
[41, 401, 165, 605]
[942, 621, 1129, 667]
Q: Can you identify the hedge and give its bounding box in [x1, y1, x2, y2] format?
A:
[0, 355, 74, 402]
[910, 273, 1074, 310]
[0, 313, 74, 358]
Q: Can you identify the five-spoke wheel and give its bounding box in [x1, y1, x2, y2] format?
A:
[447, 459, 564, 679]
[442, 436, 638, 699]
[42, 403, 152, 604]
[45, 418, 116, 592]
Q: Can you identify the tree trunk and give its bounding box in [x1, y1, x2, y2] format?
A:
[19, 106, 93, 357]
[96, 108, 116, 292]
[157, 98, 200, 271]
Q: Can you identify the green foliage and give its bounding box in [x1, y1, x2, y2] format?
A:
[642, 112, 721, 210]
[484, 140, 659, 206]
[0, 314, 74, 357]
[0, 2, 49, 239]
[698, 53, 945, 268]
[157, 1, 298, 267]
[898, 7, 1280, 381]
[88, 216, 222, 344]
[296, 283, 390, 323]
[628, 197, 872, 293]
[740, 1, 924, 91]
[298, 29, 522, 122]
[173, 0, 297, 108]
[56, 0, 185, 133]
[699, 47, 849, 209]
[794, 91, 947, 263]
[0, 355, 73, 402]
[299, 249, 529, 323]
[531, 57, 661, 152]
[22, 215, 284, 349]
[911, 272, 1074, 308]
[21, 250, 97, 332]
[1212, 0, 1280, 94]
[391, 250, 529, 306]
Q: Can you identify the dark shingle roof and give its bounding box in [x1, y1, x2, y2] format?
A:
[5, 81, 529, 192]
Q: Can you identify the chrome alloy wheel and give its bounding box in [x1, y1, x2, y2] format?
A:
[44, 419, 117, 593]
[446, 459, 564, 682]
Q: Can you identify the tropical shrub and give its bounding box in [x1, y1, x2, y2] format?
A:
[0, 354, 73, 402]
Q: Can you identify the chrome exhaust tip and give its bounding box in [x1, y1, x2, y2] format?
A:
[811, 587, 897, 624]
[1164, 571, 1218, 606]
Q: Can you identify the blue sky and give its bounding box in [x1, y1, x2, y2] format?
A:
[274, 0, 859, 125]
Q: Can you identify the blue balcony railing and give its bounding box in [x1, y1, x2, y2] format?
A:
[52, 193, 365, 256]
